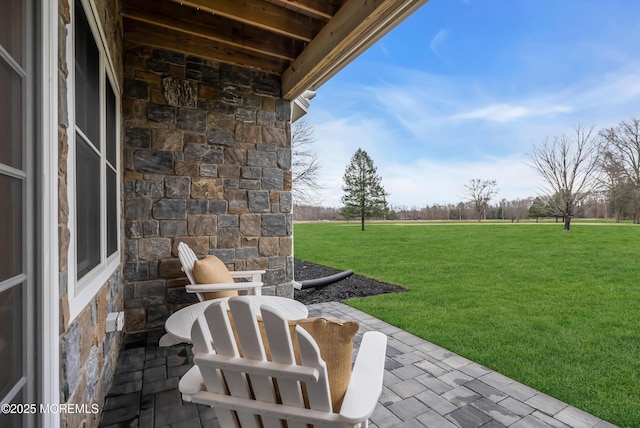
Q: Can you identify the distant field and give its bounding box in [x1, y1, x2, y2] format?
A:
[294, 221, 640, 427]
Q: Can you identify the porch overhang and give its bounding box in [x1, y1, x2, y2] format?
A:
[122, 0, 429, 101]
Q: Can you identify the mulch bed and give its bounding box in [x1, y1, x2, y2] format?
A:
[293, 259, 407, 305]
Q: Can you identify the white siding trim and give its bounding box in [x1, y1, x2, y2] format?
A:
[41, 0, 60, 424]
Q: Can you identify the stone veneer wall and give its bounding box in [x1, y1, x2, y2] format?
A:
[58, 1, 124, 427]
[122, 42, 294, 331]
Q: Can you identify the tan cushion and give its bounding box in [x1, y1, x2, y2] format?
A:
[228, 313, 359, 412]
[293, 317, 359, 412]
[192, 256, 238, 300]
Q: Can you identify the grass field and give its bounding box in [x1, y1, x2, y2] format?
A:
[294, 221, 640, 427]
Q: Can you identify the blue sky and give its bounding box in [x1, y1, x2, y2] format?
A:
[305, 0, 640, 207]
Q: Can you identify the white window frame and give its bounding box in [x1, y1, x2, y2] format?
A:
[66, 0, 121, 322]
[41, 0, 60, 425]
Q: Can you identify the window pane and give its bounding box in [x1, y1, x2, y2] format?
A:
[107, 168, 117, 256]
[76, 134, 101, 279]
[0, 58, 23, 169]
[0, 387, 24, 427]
[0, 175, 22, 282]
[106, 77, 116, 166]
[74, 0, 100, 147]
[0, 285, 23, 400]
[0, 0, 23, 65]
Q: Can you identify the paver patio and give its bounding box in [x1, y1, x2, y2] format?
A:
[98, 302, 618, 428]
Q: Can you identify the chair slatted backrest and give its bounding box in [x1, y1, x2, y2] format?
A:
[177, 242, 198, 285]
[190, 297, 340, 428]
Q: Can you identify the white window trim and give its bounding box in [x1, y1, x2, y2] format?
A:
[41, 0, 60, 424]
[66, 0, 121, 323]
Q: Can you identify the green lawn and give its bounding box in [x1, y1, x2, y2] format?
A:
[294, 221, 640, 427]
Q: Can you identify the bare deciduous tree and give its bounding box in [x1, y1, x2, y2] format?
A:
[598, 148, 632, 222]
[529, 124, 601, 231]
[599, 117, 640, 223]
[291, 118, 322, 205]
[463, 179, 499, 222]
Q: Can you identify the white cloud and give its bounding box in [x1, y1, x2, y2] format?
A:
[305, 47, 640, 209]
[455, 103, 573, 122]
[349, 59, 640, 148]
[561, 62, 640, 121]
[306, 112, 398, 201]
[386, 155, 541, 205]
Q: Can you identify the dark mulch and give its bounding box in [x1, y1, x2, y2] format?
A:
[293, 259, 407, 305]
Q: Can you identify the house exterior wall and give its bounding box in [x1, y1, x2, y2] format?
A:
[122, 42, 295, 332]
[57, 0, 124, 426]
[54, 3, 295, 422]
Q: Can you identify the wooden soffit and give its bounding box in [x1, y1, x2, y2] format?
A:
[123, 0, 429, 100]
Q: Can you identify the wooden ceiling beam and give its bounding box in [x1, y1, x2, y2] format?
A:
[124, 20, 288, 74]
[171, 0, 323, 42]
[282, 0, 429, 100]
[123, 0, 304, 62]
[122, 0, 431, 101]
[264, 0, 343, 21]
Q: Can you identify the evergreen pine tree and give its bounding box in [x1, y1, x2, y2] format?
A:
[341, 148, 388, 231]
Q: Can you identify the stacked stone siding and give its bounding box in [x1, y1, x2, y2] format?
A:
[123, 42, 294, 331]
[58, 1, 124, 427]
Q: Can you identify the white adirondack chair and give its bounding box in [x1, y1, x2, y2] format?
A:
[179, 296, 388, 428]
[178, 242, 266, 301]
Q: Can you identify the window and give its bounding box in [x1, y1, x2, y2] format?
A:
[0, 0, 37, 421]
[68, 0, 120, 319]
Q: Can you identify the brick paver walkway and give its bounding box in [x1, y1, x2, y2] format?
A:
[98, 302, 617, 428]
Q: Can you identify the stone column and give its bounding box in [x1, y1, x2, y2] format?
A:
[122, 43, 294, 331]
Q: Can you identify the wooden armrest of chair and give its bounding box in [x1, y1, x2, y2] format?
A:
[185, 281, 263, 293]
[229, 270, 266, 282]
[339, 331, 387, 421]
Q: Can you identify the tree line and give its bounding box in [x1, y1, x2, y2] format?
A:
[294, 194, 609, 223]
